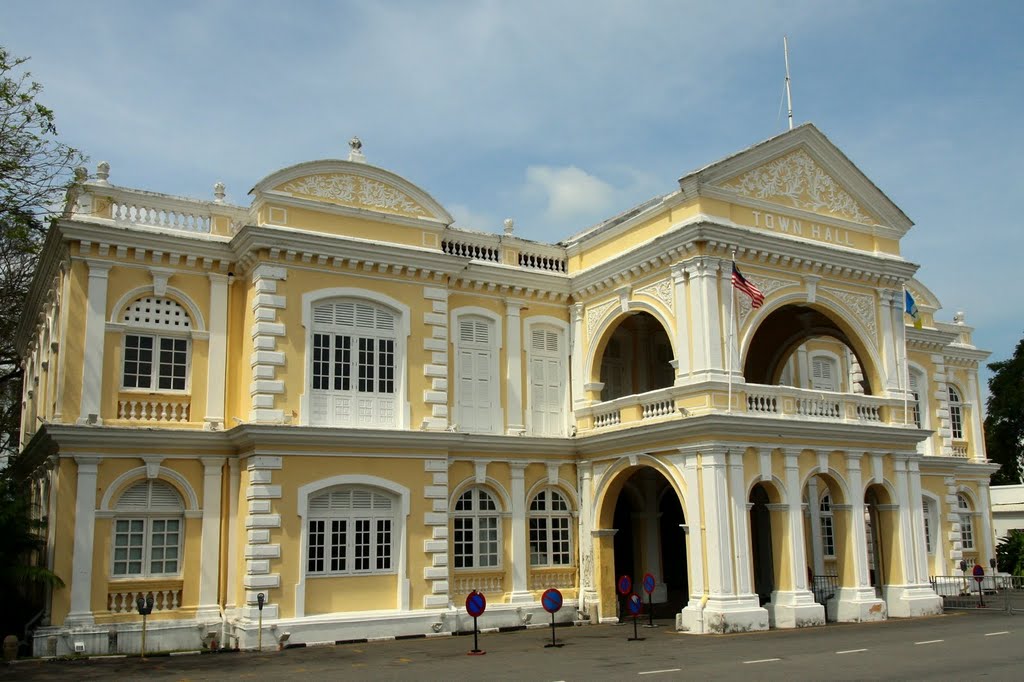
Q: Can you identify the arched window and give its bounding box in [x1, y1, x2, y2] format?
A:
[454, 315, 499, 433]
[452, 487, 500, 569]
[120, 296, 191, 391]
[112, 479, 184, 577]
[529, 489, 572, 566]
[948, 386, 964, 440]
[306, 487, 395, 575]
[309, 300, 398, 428]
[957, 493, 974, 550]
[819, 493, 835, 558]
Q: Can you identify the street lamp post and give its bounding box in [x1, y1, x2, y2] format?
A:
[136, 594, 154, 659]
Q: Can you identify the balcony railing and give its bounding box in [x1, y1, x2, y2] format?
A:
[528, 568, 576, 590]
[117, 395, 192, 424]
[76, 183, 250, 237]
[107, 580, 183, 613]
[441, 228, 568, 274]
[578, 382, 900, 433]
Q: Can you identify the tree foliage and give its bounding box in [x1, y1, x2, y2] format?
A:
[985, 334, 1024, 485]
[996, 529, 1024, 577]
[0, 46, 85, 457]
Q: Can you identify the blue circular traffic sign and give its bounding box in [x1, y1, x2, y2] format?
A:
[466, 590, 487, 617]
[627, 593, 643, 616]
[973, 564, 985, 583]
[617, 575, 632, 595]
[542, 588, 563, 614]
[642, 573, 656, 594]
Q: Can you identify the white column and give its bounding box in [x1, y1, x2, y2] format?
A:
[876, 290, 899, 394]
[67, 456, 99, 625]
[204, 273, 229, 430]
[966, 372, 987, 460]
[671, 265, 690, 381]
[701, 449, 734, 596]
[78, 261, 111, 424]
[578, 463, 598, 611]
[509, 462, 532, 602]
[698, 259, 724, 376]
[505, 301, 524, 434]
[198, 457, 225, 618]
[845, 456, 871, 588]
[784, 451, 810, 592]
[807, 477, 826, 576]
[978, 481, 994, 567]
[907, 459, 930, 583]
[892, 458, 918, 584]
[678, 452, 709, 631]
[570, 304, 585, 408]
[797, 345, 810, 388]
[720, 264, 740, 379]
[727, 450, 752, 596]
[225, 458, 240, 612]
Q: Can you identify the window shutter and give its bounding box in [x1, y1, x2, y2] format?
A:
[116, 479, 183, 511]
[122, 297, 191, 330]
[116, 481, 150, 510]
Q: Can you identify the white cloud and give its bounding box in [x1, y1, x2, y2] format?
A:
[448, 203, 495, 232]
[524, 165, 616, 225]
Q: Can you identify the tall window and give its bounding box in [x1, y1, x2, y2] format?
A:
[309, 300, 398, 428]
[820, 493, 835, 558]
[453, 487, 500, 569]
[306, 487, 395, 575]
[112, 479, 183, 577]
[810, 355, 839, 392]
[909, 370, 922, 429]
[957, 493, 974, 550]
[120, 297, 191, 391]
[455, 316, 498, 433]
[948, 386, 964, 440]
[922, 497, 934, 554]
[529, 489, 572, 566]
[529, 327, 565, 436]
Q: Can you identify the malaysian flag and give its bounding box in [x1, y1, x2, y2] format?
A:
[731, 263, 765, 308]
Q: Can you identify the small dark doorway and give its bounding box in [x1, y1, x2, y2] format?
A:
[750, 484, 775, 606]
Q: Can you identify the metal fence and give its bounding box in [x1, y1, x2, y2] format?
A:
[930, 574, 1024, 613]
[811, 574, 839, 622]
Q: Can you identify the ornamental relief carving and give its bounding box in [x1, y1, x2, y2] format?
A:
[722, 149, 874, 225]
[821, 287, 877, 339]
[635, 278, 673, 310]
[737, 276, 798, 326]
[586, 299, 619, 339]
[278, 174, 427, 217]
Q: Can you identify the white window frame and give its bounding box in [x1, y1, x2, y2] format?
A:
[525, 317, 569, 437]
[305, 487, 397, 577]
[117, 296, 195, 394]
[452, 486, 502, 570]
[300, 289, 411, 429]
[451, 308, 502, 434]
[528, 488, 573, 566]
[819, 493, 836, 558]
[809, 351, 842, 392]
[110, 479, 184, 579]
[957, 492, 975, 550]
[948, 385, 964, 440]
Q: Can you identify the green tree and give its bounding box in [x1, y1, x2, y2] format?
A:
[985, 335, 1024, 485]
[0, 45, 85, 457]
[995, 529, 1024, 577]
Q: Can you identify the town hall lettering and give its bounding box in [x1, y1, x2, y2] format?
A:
[750, 210, 855, 247]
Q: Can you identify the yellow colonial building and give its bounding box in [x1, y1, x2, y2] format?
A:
[15, 124, 995, 655]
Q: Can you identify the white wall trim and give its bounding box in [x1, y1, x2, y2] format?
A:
[448, 476, 512, 512]
[524, 476, 580, 512]
[294, 474, 411, 617]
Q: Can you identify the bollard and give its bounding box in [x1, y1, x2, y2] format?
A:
[3, 635, 18, 661]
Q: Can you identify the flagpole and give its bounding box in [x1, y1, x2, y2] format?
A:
[784, 36, 794, 131]
[901, 285, 909, 425]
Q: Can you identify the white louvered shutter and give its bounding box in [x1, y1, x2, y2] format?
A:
[530, 328, 564, 435]
[458, 318, 494, 433]
[810, 357, 837, 391]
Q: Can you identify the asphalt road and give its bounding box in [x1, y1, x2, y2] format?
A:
[4, 612, 1022, 681]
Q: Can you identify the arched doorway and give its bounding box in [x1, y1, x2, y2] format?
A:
[597, 312, 674, 401]
[597, 464, 688, 620]
[804, 472, 851, 621]
[865, 484, 899, 597]
[744, 304, 876, 395]
[749, 483, 775, 606]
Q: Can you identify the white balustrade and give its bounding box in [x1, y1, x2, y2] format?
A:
[107, 588, 182, 613]
[950, 443, 969, 458]
[118, 398, 191, 423]
[441, 238, 501, 263]
[529, 570, 576, 590]
[518, 251, 567, 273]
[452, 574, 504, 595]
[111, 201, 212, 233]
[642, 398, 674, 419]
[796, 397, 841, 419]
[855, 404, 881, 422]
[593, 409, 621, 428]
[747, 393, 779, 414]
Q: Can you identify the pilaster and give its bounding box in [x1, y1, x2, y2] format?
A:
[242, 455, 281, 619]
[505, 301, 524, 434]
[670, 265, 690, 381]
[249, 265, 287, 423]
[570, 303, 585, 408]
[884, 456, 942, 617]
[67, 456, 100, 625]
[204, 273, 229, 430]
[877, 289, 900, 394]
[225, 458, 240, 612]
[833, 453, 887, 622]
[508, 462, 532, 602]
[78, 260, 111, 424]
[422, 458, 450, 608]
[421, 287, 450, 430]
[197, 457, 225, 618]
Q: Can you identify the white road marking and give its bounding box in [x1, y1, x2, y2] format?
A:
[915, 639, 944, 645]
[985, 631, 1010, 636]
[743, 658, 781, 664]
[638, 669, 682, 676]
[836, 648, 867, 654]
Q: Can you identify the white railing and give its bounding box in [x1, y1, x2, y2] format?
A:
[518, 251, 567, 273]
[529, 569, 576, 590]
[441, 228, 569, 274]
[747, 392, 779, 414]
[856, 404, 882, 422]
[642, 397, 674, 420]
[452, 574, 504, 595]
[108, 587, 181, 613]
[78, 183, 250, 236]
[111, 200, 212, 233]
[442, 237, 501, 262]
[118, 398, 191, 423]
[950, 443, 969, 458]
[593, 408, 621, 428]
[796, 396, 841, 419]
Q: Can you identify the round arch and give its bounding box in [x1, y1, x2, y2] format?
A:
[108, 285, 207, 333]
[99, 465, 200, 514]
[585, 303, 677, 386]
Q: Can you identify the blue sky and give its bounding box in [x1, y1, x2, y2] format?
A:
[4, 1, 1022, 401]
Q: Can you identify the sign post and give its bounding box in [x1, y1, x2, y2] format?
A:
[642, 573, 656, 628]
[465, 591, 487, 655]
[542, 588, 563, 648]
[616, 575, 632, 625]
[256, 592, 265, 652]
[973, 564, 985, 607]
[135, 594, 154, 659]
[627, 593, 644, 641]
